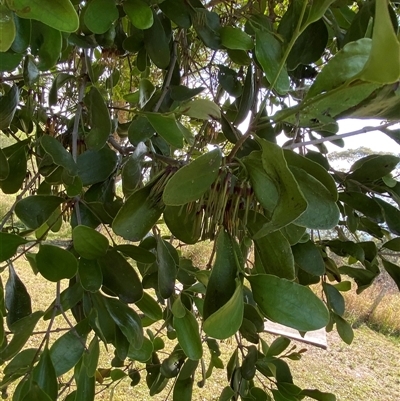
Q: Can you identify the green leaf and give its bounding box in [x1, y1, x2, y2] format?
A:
[382, 238, 400, 252]
[30, 21, 62, 71]
[78, 258, 103, 293]
[303, 0, 336, 26]
[203, 279, 244, 339]
[338, 266, 377, 293]
[36, 244, 78, 282]
[2, 348, 38, 380]
[219, 386, 235, 401]
[105, 297, 143, 349]
[98, 249, 143, 303]
[7, 0, 78, 32]
[357, 0, 400, 84]
[32, 348, 58, 401]
[381, 258, 400, 291]
[283, 149, 337, 201]
[0, 5, 16, 52]
[77, 147, 118, 186]
[84, 87, 112, 151]
[203, 230, 241, 319]
[173, 377, 194, 401]
[84, 0, 118, 34]
[127, 336, 153, 362]
[332, 313, 354, 345]
[220, 27, 253, 50]
[23, 55, 39, 86]
[112, 184, 164, 241]
[72, 226, 109, 260]
[173, 309, 203, 360]
[20, 383, 53, 401]
[255, 30, 289, 95]
[0, 50, 23, 72]
[144, 11, 170, 69]
[75, 364, 95, 401]
[0, 84, 18, 130]
[182, 99, 221, 120]
[299, 389, 336, 401]
[49, 73, 74, 107]
[158, 0, 191, 29]
[124, 0, 153, 30]
[375, 198, 400, 236]
[0, 233, 28, 263]
[347, 154, 400, 183]
[170, 86, 205, 102]
[323, 283, 345, 316]
[248, 274, 329, 332]
[115, 244, 156, 264]
[267, 337, 291, 357]
[246, 211, 295, 280]
[291, 167, 340, 230]
[15, 196, 64, 230]
[253, 140, 307, 238]
[50, 320, 89, 376]
[339, 192, 383, 222]
[163, 205, 202, 245]
[5, 265, 32, 327]
[306, 39, 371, 99]
[40, 135, 77, 175]
[0, 147, 9, 180]
[0, 311, 43, 363]
[163, 148, 222, 206]
[0, 145, 26, 194]
[135, 292, 163, 322]
[157, 237, 178, 299]
[292, 241, 325, 276]
[146, 113, 184, 148]
[192, 9, 221, 50]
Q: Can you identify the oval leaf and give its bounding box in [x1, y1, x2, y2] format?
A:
[0, 233, 28, 263]
[248, 274, 329, 332]
[163, 148, 222, 206]
[36, 245, 78, 282]
[73, 226, 109, 260]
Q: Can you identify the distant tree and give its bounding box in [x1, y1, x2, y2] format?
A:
[1, 1, 400, 400]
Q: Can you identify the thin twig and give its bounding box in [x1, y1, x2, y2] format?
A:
[283, 122, 397, 150]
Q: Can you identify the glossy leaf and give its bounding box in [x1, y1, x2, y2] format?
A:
[98, 249, 143, 303]
[15, 195, 64, 230]
[248, 274, 329, 332]
[357, 0, 400, 83]
[75, 364, 95, 401]
[78, 258, 103, 293]
[84, 87, 112, 151]
[50, 319, 90, 376]
[291, 167, 340, 230]
[382, 238, 400, 252]
[0, 145, 26, 194]
[40, 136, 77, 175]
[0, 84, 19, 130]
[84, 0, 118, 34]
[113, 185, 164, 241]
[158, 0, 191, 29]
[323, 283, 345, 316]
[292, 241, 325, 276]
[20, 383, 53, 401]
[124, 0, 153, 30]
[220, 27, 253, 50]
[0, 148, 9, 180]
[203, 279, 244, 339]
[157, 237, 178, 299]
[7, 0, 78, 32]
[5, 265, 32, 327]
[73, 226, 109, 260]
[203, 230, 241, 319]
[0, 233, 28, 263]
[333, 313, 354, 345]
[135, 292, 163, 322]
[0, 5, 15, 52]
[32, 348, 57, 401]
[0, 312, 43, 363]
[255, 30, 289, 95]
[36, 245, 77, 282]
[253, 140, 307, 238]
[375, 198, 400, 235]
[163, 148, 222, 206]
[173, 309, 203, 360]
[381, 258, 400, 291]
[77, 147, 118, 186]
[182, 99, 221, 120]
[105, 297, 143, 349]
[146, 113, 184, 148]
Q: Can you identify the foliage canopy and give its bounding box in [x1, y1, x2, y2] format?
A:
[1, 0, 400, 400]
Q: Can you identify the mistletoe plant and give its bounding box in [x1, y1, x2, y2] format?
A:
[0, 0, 400, 400]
